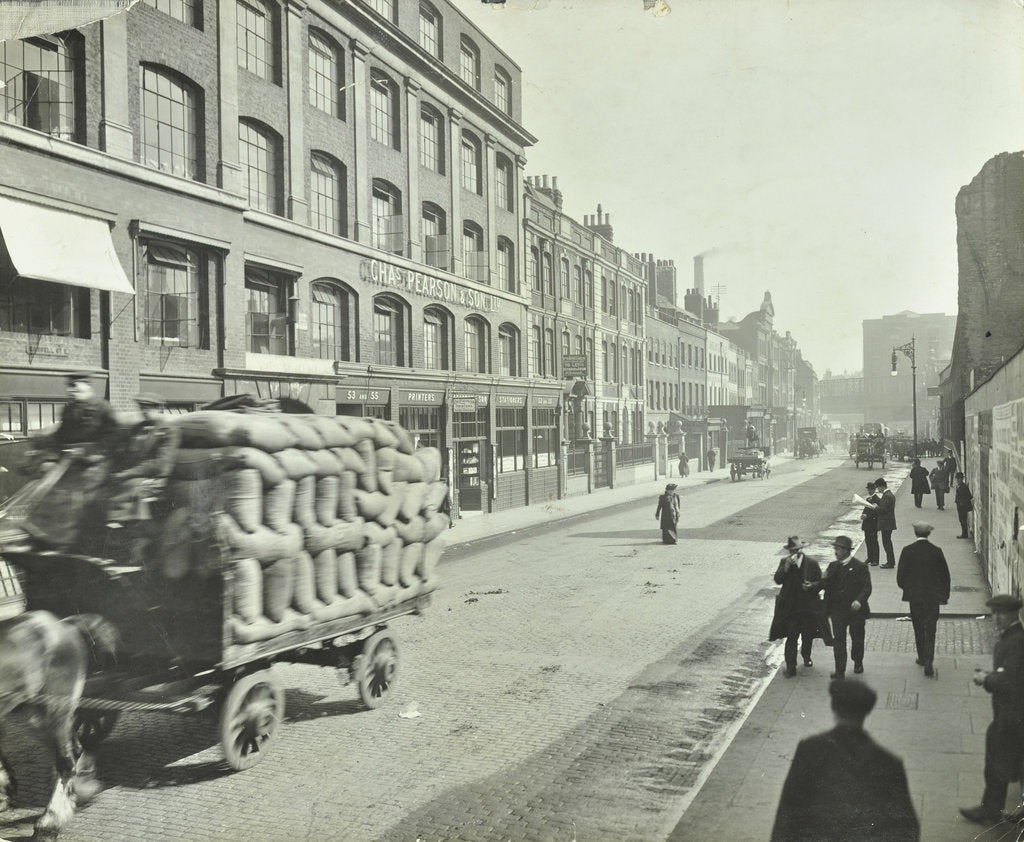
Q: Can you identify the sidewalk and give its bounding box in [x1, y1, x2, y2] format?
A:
[671, 468, 1000, 842]
[445, 458, 787, 549]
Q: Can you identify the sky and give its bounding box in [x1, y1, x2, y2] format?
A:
[458, 0, 1024, 375]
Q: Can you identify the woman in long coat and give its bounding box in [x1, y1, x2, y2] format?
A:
[909, 459, 930, 508]
[655, 483, 681, 544]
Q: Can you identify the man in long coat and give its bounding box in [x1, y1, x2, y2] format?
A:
[654, 483, 680, 544]
[771, 679, 919, 841]
[860, 480, 880, 566]
[961, 594, 1024, 824]
[895, 522, 950, 676]
[822, 535, 872, 678]
[863, 477, 897, 568]
[909, 459, 930, 508]
[770, 536, 831, 677]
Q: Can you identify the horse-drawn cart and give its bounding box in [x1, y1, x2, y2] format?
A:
[728, 448, 770, 481]
[1, 408, 447, 771]
[852, 434, 887, 470]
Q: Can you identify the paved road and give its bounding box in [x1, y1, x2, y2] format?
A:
[3, 456, 869, 842]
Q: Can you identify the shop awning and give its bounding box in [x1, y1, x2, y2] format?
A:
[0, 195, 134, 295]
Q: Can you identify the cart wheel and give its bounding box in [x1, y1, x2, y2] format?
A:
[219, 669, 284, 771]
[74, 710, 120, 750]
[353, 629, 399, 710]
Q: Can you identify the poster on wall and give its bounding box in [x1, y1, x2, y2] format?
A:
[991, 399, 1024, 593]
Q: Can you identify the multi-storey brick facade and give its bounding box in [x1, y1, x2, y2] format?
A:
[0, 0, 570, 516]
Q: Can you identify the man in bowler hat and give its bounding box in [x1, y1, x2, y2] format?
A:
[961, 594, 1024, 824]
[771, 679, 919, 841]
[895, 522, 950, 676]
[822, 535, 872, 678]
[955, 472, 974, 539]
[860, 480, 880, 566]
[770, 537, 831, 677]
[861, 477, 897, 568]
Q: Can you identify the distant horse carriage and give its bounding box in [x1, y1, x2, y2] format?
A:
[729, 447, 771, 481]
[850, 423, 889, 470]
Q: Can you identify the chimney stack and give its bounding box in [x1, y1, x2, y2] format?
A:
[587, 204, 614, 242]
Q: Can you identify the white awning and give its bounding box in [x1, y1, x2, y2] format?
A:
[0, 195, 134, 295]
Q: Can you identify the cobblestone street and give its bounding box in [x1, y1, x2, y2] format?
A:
[0, 458, 990, 841]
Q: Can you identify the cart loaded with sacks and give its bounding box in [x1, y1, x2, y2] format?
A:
[1, 408, 447, 770]
[728, 447, 770, 481]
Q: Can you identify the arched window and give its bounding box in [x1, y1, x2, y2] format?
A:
[0, 36, 81, 141]
[496, 237, 515, 293]
[310, 280, 356, 361]
[423, 304, 452, 370]
[573, 265, 583, 303]
[541, 252, 553, 295]
[561, 330, 570, 358]
[308, 30, 343, 118]
[528, 246, 539, 290]
[460, 130, 481, 194]
[422, 202, 447, 269]
[237, 0, 276, 82]
[140, 65, 201, 180]
[574, 335, 583, 355]
[310, 152, 345, 235]
[498, 323, 519, 377]
[494, 65, 511, 114]
[373, 293, 408, 366]
[495, 153, 514, 211]
[419, 103, 444, 173]
[464, 315, 489, 373]
[584, 268, 593, 308]
[238, 119, 280, 213]
[462, 221, 485, 282]
[371, 179, 403, 254]
[559, 258, 570, 299]
[143, 0, 200, 27]
[418, 1, 442, 58]
[369, 69, 399, 149]
[459, 35, 480, 89]
[601, 340, 609, 380]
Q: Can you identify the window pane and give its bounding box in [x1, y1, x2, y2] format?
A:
[140, 67, 198, 180]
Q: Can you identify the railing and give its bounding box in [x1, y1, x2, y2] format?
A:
[617, 440, 654, 468]
[566, 445, 588, 476]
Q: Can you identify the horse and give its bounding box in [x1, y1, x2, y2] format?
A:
[0, 611, 118, 840]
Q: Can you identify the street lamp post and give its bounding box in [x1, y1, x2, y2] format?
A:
[891, 336, 918, 459]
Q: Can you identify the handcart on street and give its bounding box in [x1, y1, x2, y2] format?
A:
[728, 447, 771, 481]
[0, 407, 446, 771]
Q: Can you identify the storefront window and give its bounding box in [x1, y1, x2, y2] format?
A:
[141, 239, 211, 348]
[245, 267, 288, 354]
[0, 275, 89, 337]
[496, 407, 526, 473]
[533, 408, 558, 468]
[399, 406, 442, 451]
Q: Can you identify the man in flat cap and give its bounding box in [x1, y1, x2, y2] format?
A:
[770, 536, 831, 677]
[961, 594, 1024, 824]
[50, 370, 118, 450]
[771, 679, 919, 841]
[822, 535, 872, 679]
[896, 522, 951, 677]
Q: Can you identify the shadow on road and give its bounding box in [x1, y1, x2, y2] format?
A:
[566, 530, 662, 541]
[284, 688, 365, 722]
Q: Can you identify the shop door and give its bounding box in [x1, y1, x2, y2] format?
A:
[456, 439, 484, 511]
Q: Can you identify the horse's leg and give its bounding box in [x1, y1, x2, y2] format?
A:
[33, 702, 78, 841]
[0, 735, 16, 812]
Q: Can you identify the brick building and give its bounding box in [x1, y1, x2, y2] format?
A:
[523, 179, 647, 446]
[819, 370, 864, 432]
[0, 0, 569, 516]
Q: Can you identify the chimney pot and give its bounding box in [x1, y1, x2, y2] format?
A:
[543, 175, 549, 188]
[552, 176, 558, 190]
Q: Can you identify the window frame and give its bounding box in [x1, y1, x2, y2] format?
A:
[245, 266, 289, 355]
[310, 279, 355, 362]
[139, 238, 211, 348]
[373, 293, 408, 366]
[308, 30, 343, 119]
[310, 151, 345, 236]
[369, 69, 399, 150]
[460, 131, 481, 194]
[238, 119, 280, 213]
[422, 304, 452, 370]
[418, 1, 442, 58]
[236, 0, 276, 83]
[464, 314, 489, 373]
[418, 103, 444, 173]
[459, 35, 480, 90]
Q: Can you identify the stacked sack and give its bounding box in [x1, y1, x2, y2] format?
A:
[162, 411, 448, 644]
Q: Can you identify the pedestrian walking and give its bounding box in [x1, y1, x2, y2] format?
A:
[955, 472, 974, 539]
[771, 679, 919, 842]
[654, 483, 680, 544]
[678, 455, 689, 478]
[706, 447, 716, 471]
[944, 450, 957, 487]
[769, 537, 832, 677]
[909, 459, 930, 508]
[928, 462, 948, 510]
[862, 477, 897, 568]
[860, 480, 880, 566]
[960, 594, 1024, 825]
[822, 535, 872, 678]
[895, 522, 950, 677]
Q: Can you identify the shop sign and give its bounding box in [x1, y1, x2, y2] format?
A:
[496, 394, 526, 407]
[533, 395, 559, 408]
[452, 396, 477, 413]
[398, 390, 443, 404]
[562, 354, 588, 378]
[361, 258, 498, 312]
[26, 336, 69, 357]
[341, 387, 390, 405]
